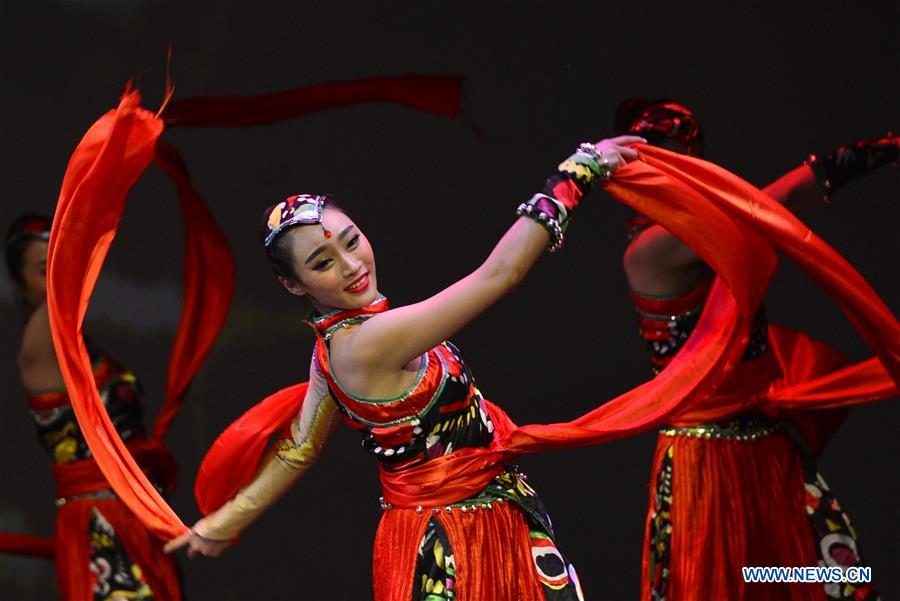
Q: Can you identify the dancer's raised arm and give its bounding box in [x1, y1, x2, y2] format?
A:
[334, 136, 643, 378]
[617, 99, 898, 296]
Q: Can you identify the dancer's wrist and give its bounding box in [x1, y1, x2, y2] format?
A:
[516, 193, 566, 252]
[806, 132, 899, 201]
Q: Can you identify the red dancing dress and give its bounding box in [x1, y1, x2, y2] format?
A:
[631, 272, 877, 601]
[27, 342, 180, 600]
[310, 297, 584, 600]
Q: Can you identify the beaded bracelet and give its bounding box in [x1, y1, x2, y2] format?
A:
[516, 194, 565, 252]
[576, 142, 613, 180]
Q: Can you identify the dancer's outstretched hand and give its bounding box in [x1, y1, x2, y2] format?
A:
[593, 135, 646, 174]
[164, 520, 234, 558]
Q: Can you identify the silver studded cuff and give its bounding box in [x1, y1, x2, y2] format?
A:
[516, 198, 564, 253]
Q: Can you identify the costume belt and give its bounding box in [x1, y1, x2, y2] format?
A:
[51, 437, 174, 504]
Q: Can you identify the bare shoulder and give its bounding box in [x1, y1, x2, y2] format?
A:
[19, 303, 54, 364]
[330, 313, 392, 367]
[327, 325, 376, 381]
[17, 303, 65, 391]
[624, 232, 711, 297]
[327, 324, 420, 400]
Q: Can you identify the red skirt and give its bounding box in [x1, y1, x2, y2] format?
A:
[641, 427, 818, 600]
[373, 501, 551, 601]
[638, 422, 881, 601]
[51, 443, 181, 601]
[55, 495, 181, 601]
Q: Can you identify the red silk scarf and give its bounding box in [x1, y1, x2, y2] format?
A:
[197, 145, 898, 516]
[0, 533, 55, 560]
[161, 75, 462, 126]
[47, 93, 205, 541]
[41, 75, 465, 546]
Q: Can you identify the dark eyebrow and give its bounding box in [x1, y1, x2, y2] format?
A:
[304, 245, 327, 265]
[338, 225, 355, 240]
[304, 225, 357, 265]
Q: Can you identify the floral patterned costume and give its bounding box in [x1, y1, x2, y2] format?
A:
[26, 343, 181, 601]
[630, 272, 879, 601]
[199, 296, 584, 600]
[310, 297, 584, 600]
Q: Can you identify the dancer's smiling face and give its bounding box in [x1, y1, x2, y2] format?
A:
[272, 206, 378, 313]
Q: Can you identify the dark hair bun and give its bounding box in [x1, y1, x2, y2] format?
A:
[614, 98, 652, 135]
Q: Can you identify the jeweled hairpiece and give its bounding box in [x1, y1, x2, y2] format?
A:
[263, 194, 332, 247]
[5, 215, 52, 248]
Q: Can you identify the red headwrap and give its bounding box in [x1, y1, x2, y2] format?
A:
[626, 100, 703, 154]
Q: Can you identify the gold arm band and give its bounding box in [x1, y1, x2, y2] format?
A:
[198, 390, 339, 541]
[276, 394, 340, 470]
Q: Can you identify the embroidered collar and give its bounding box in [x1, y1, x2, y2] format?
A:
[305, 294, 389, 338]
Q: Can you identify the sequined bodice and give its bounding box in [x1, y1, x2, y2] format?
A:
[630, 276, 769, 376]
[309, 297, 496, 473]
[26, 346, 146, 463]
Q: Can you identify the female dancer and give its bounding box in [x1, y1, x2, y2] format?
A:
[165, 135, 644, 600]
[6, 214, 182, 600]
[616, 98, 898, 600]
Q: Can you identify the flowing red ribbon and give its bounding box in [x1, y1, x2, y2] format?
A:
[161, 75, 462, 127]
[0, 533, 55, 560]
[197, 146, 898, 514]
[40, 75, 465, 544]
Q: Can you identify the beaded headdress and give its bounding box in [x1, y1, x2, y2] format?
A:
[262, 194, 332, 247]
[6, 214, 52, 248]
[624, 100, 702, 234]
[627, 101, 702, 153]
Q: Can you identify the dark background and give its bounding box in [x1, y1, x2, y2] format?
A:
[1, 1, 898, 599]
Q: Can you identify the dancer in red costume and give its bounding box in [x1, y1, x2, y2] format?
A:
[167, 137, 644, 600]
[615, 98, 898, 601]
[5, 214, 190, 600]
[48, 86, 898, 601]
